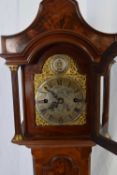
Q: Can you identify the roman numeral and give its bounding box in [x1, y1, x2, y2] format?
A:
[57, 79, 62, 85]
[68, 115, 74, 119]
[74, 108, 80, 114]
[47, 82, 53, 88]
[40, 108, 47, 115]
[67, 80, 71, 87]
[48, 115, 54, 121]
[58, 117, 64, 124]
[74, 98, 83, 103]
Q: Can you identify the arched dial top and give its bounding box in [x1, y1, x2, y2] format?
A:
[35, 77, 85, 125]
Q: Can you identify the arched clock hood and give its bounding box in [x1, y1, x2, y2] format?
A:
[0, 0, 117, 64]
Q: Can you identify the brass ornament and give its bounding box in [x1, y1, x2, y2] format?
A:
[8, 65, 18, 71]
[13, 134, 23, 142]
[34, 54, 86, 126]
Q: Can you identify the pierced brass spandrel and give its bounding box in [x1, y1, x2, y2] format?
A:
[8, 65, 18, 71]
[13, 134, 23, 142]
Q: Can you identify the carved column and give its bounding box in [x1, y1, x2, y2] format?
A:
[9, 65, 23, 141]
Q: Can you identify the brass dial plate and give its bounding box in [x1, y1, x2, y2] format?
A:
[34, 54, 86, 126]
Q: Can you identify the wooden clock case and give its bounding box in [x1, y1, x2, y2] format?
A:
[0, 0, 117, 174]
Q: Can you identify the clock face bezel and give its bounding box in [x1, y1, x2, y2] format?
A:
[35, 76, 86, 125]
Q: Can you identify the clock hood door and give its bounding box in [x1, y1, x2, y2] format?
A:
[93, 134, 117, 155]
[90, 62, 117, 155]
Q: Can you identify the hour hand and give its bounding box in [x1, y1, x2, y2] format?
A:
[48, 101, 58, 110]
[64, 103, 70, 111]
[44, 87, 58, 99]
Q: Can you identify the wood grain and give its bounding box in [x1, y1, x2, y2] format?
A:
[0, 0, 117, 175]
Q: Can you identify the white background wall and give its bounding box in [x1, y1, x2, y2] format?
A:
[0, 0, 117, 175]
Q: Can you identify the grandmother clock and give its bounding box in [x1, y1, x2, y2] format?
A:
[0, 0, 117, 174]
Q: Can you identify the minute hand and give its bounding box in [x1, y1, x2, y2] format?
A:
[44, 87, 58, 99]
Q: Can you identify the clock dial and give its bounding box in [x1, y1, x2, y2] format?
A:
[35, 77, 85, 125]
